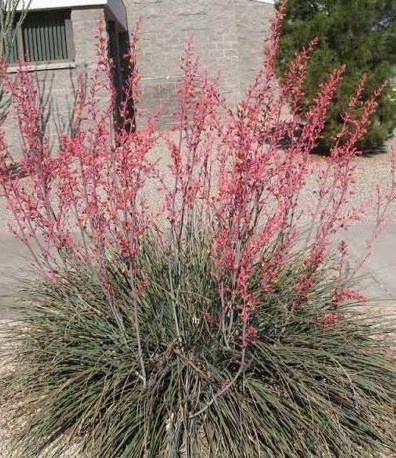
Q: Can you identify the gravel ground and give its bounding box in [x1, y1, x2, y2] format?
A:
[0, 322, 83, 457]
[352, 150, 396, 222]
[0, 336, 12, 458]
[309, 147, 396, 223]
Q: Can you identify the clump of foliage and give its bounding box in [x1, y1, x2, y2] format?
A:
[277, 0, 396, 151]
[1, 2, 396, 457]
[3, 241, 396, 457]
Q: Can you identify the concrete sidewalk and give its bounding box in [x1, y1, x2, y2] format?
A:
[0, 236, 32, 319]
[0, 224, 395, 319]
[341, 224, 396, 305]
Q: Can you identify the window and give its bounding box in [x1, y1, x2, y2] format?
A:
[8, 10, 74, 65]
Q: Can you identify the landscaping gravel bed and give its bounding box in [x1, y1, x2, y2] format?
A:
[0, 320, 83, 458]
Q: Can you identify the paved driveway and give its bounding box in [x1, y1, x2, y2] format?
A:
[0, 235, 32, 319]
[341, 223, 396, 304]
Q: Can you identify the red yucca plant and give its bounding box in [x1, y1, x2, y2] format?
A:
[1, 2, 396, 457]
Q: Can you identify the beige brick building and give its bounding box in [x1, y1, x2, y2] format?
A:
[125, 0, 275, 123]
[6, 0, 275, 135]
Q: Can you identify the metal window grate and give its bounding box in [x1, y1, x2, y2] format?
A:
[4, 10, 72, 64]
[22, 11, 69, 62]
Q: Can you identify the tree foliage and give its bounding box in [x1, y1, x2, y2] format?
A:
[277, 0, 396, 151]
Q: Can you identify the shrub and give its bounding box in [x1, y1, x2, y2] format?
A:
[3, 241, 396, 457]
[1, 3, 396, 457]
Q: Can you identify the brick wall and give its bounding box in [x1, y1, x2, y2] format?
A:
[124, 0, 275, 125]
[234, 0, 273, 94]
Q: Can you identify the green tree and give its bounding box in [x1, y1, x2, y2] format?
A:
[277, 0, 396, 151]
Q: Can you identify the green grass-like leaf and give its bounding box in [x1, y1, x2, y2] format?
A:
[1, 238, 396, 457]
